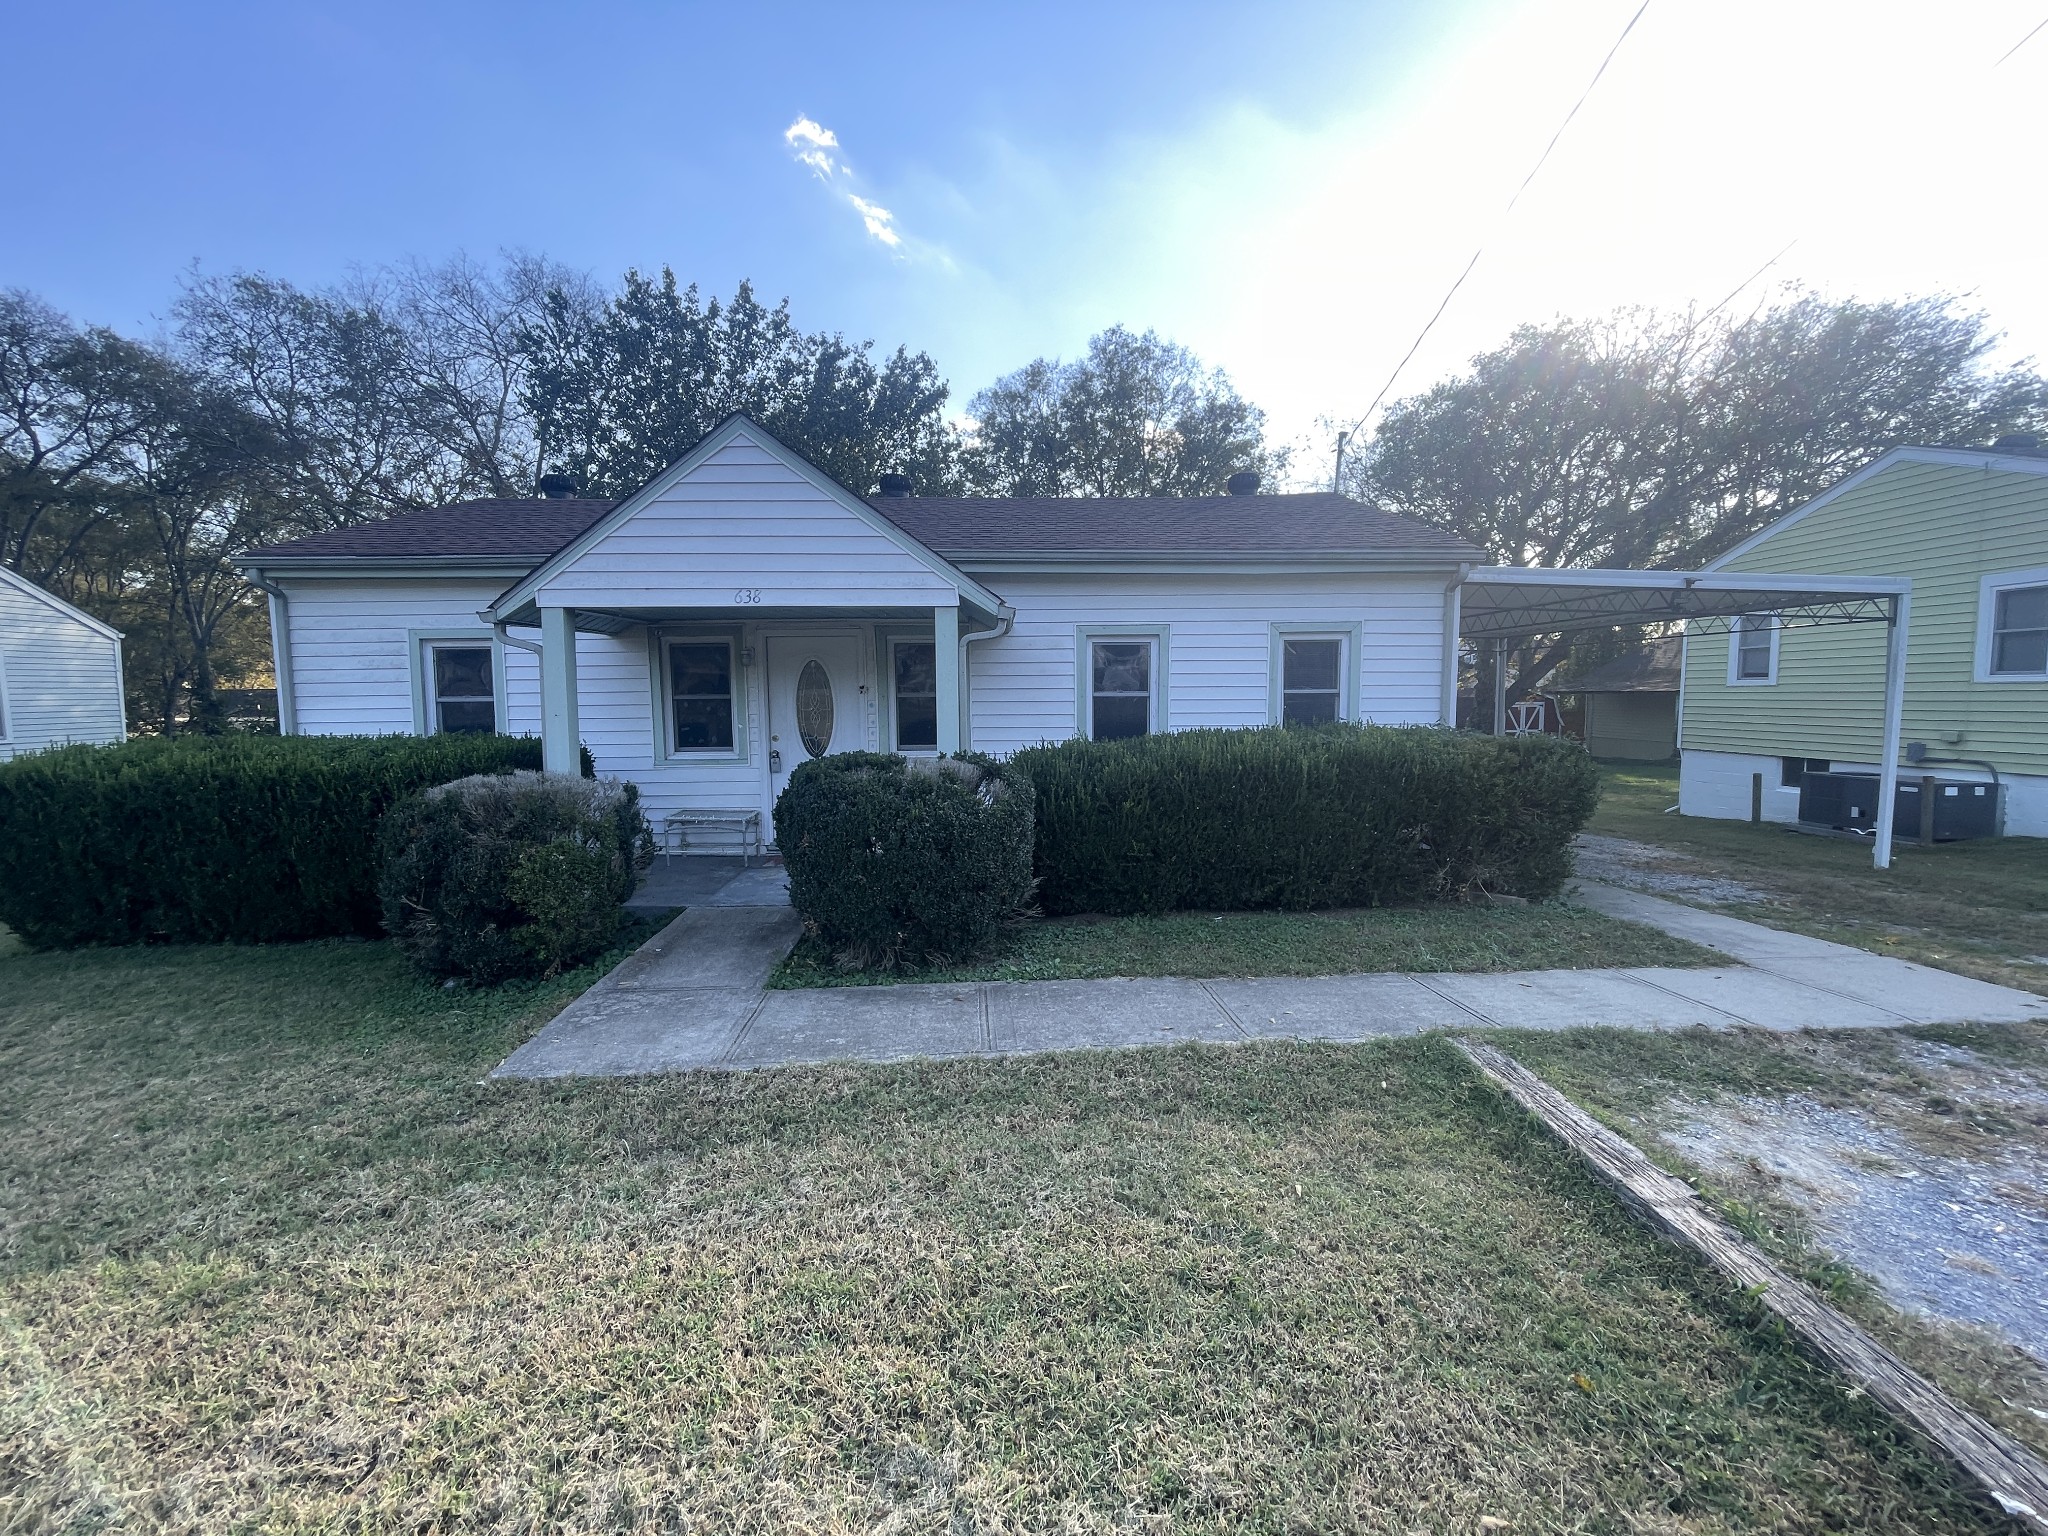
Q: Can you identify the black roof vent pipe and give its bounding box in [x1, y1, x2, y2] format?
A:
[1226, 471, 1261, 495]
[877, 473, 914, 497]
[537, 473, 581, 498]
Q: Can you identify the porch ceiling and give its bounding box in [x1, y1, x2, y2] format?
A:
[496, 599, 1006, 636]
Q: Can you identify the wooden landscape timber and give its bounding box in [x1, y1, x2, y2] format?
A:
[1453, 1035, 2048, 1533]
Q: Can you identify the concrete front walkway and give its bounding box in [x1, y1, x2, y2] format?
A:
[491, 876, 2048, 1080]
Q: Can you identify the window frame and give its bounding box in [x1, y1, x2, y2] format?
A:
[1779, 755, 1829, 789]
[1075, 624, 1168, 741]
[1726, 613, 1779, 686]
[409, 629, 504, 736]
[1975, 566, 2048, 683]
[880, 631, 941, 755]
[1268, 623, 1361, 726]
[649, 627, 749, 762]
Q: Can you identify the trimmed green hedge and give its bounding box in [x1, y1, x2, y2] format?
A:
[378, 771, 653, 983]
[0, 734, 555, 947]
[776, 752, 1036, 969]
[1010, 725, 1600, 915]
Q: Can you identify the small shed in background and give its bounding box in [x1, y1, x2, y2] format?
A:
[0, 566, 127, 760]
[1570, 637, 1680, 760]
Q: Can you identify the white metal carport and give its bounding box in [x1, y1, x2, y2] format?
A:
[1456, 567, 1913, 870]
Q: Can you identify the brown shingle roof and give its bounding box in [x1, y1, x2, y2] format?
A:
[244, 498, 619, 562]
[244, 490, 1477, 566]
[868, 493, 1479, 559]
[1567, 637, 1683, 693]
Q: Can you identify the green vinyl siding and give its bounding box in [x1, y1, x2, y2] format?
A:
[1683, 456, 2048, 774]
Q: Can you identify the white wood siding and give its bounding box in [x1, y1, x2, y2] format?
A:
[276, 568, 1457, 842]
[962, 571, 1453, 754]
[0, 578, 125, 759]
[532, 436, 961, 612]
[281, 578, 522, 737]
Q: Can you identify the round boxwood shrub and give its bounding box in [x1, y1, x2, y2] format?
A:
[377, 770, 654, 984]
[775, 752, 1036, 971]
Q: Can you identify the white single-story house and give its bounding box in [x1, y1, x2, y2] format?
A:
[239, 415, 1480, 847]
[0, 564, 127, 761]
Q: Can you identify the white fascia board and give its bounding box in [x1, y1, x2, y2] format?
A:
[487, 415, 1008, 622]
[954, 552, 1471, 576]
[1465, 566, 1909, 597]
[238, 556, 541, 581]
[0, 563, 124, 641]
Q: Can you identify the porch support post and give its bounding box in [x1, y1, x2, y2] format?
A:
[934, 604, 962, 755]
[1872, 590, 1910, 871]
[540, 605, 581, 775]
[1491, 638, 1508, 736]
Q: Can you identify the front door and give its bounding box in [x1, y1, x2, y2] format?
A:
[766, 632, 869, 829]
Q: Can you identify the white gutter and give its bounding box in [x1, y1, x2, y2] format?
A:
[244, 568, 297, 735]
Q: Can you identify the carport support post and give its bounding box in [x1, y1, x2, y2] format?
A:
[933, 603, 961, 755]
[539, 605, 581, 775]
[1491, 638, 1508, 736]
[1872, 590, 1910, 871]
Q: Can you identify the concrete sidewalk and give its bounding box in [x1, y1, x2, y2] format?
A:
[490, 878, 2048, 1080]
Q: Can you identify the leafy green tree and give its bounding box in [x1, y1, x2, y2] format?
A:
[521, 270, 956, 496]
[1351, 291, 2048, 696]
[963, 326, 1281, 496]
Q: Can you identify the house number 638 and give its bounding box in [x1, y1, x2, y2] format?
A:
[733, 588, 763, 604]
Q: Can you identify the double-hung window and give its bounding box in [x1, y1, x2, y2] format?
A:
[1280, 637, 1344, 725]
[668, 640, 736, 752]
[424, 643, 497, 734]
[891, 640, 938, 751]
[1088, 637, 1156, 740]
[1991, 583, 2048, 677]
[1731, 614, 1776, 683]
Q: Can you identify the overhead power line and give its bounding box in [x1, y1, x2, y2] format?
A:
[1994, 15, 2047, 64]
[1334, 0, 1654, 489]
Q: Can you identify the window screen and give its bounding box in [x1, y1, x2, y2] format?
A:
[1090, 639, 1152, 740]
[669, 641, 735, 751]
[429, 646, 496, 734]
[1991, 584, 2048, 675]
[1281, 638, 1342, 725]
[892, 641, 937, 750]
[1734, 615, 1774, 680]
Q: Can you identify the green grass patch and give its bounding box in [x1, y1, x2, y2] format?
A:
[771, 900, 1720, 987]
[1591, 762, 2048, 996]
[0, 938, 2012, 1531]
[1503, 1021, 2048, 1462]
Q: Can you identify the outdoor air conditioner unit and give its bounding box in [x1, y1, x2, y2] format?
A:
[1795, 771, 2000, 841]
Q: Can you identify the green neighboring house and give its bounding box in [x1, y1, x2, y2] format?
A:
[1680, 440, 2048, 836]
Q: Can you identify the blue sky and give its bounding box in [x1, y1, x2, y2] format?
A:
[11, 0, 2048, 477]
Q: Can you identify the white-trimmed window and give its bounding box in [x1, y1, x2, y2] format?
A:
[1729, 614, 1777, 684]
[1280, 636, 1345, 725]
[890, 639, 938, 752]
[667, 638, 738, 752]
[1979, 569, 2048, 681]
[423, 642, 497, 734]
[1081, 626, 1163, 741]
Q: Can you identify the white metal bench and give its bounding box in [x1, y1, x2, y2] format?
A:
[661, 808, 763, 865]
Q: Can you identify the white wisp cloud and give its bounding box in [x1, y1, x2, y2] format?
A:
[783, 114, 924, 257]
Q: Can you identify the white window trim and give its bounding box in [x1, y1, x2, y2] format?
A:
[1268, 623, 1362, 725]
[408, 629, 505, 736]
[879, 629, 941, 756]
[1075, 625, 1168, 740]
[1726, 613, 1780, 687]
[1974, 565, 2048, 683]
[649, 627, 750, 763]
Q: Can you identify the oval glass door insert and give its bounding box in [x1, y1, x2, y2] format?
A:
[795, 659, 834, 757]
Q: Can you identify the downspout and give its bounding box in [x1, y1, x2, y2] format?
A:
[1441, 564, 1469, 727]
[482, 613, 544, 740]
[957, 606, 1015, 752]
[245, 569, 297, 735]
